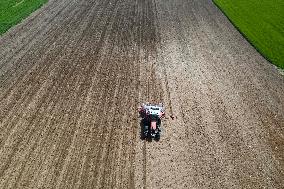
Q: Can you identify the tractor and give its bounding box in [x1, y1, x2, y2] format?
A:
[138, 103, 165, 141]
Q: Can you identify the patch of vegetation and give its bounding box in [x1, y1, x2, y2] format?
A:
[0, 0, 47, 35]
[214, 0, 284, 68]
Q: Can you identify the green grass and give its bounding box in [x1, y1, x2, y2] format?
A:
[214, 0, 284, 69]
[0, 0, 47, 35]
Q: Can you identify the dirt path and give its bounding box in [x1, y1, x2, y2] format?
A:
[0, 0, 283, 188]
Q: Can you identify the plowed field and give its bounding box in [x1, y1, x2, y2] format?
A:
[0, 0, 283, 188]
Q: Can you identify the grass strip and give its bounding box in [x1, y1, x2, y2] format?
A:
[214, 0, 284, 68]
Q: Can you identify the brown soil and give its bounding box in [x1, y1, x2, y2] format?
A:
[0, 0, 283, 188]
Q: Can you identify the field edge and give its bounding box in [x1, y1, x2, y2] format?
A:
[0, 0, 48, 35]
[213, 0, 284, 70]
